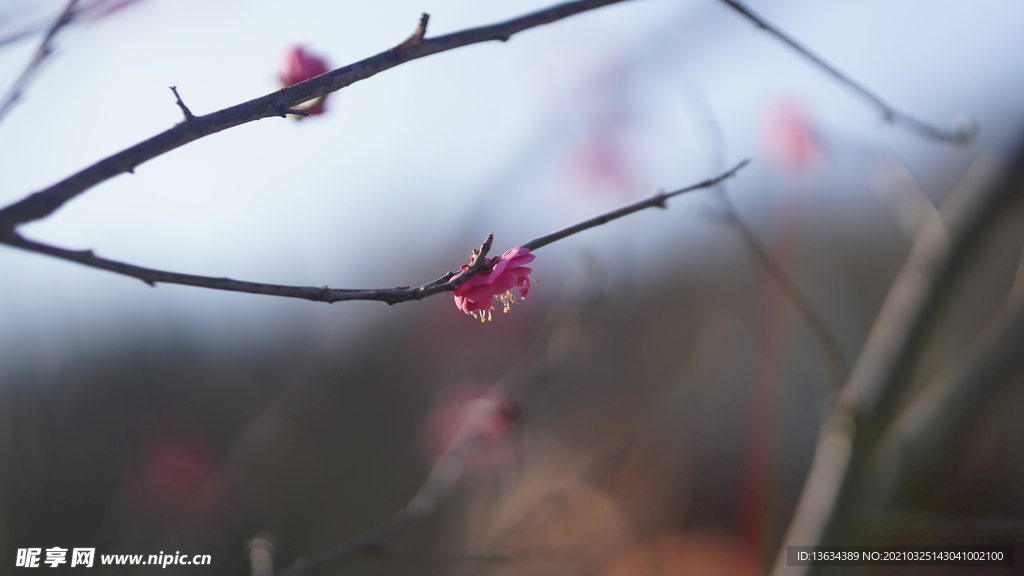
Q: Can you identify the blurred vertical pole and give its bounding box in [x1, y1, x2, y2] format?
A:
[740, 98, 824, 575]
[738, 183, 798, 576]
[248, 533, 275, 576]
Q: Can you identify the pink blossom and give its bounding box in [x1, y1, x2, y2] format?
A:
[452, 247, 535, 322]
[279, 45, 330, 115]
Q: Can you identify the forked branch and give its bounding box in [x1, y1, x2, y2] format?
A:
[0, 0, 635, 229]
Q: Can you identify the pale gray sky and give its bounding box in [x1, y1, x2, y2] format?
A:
[2, 0, 1023, 374]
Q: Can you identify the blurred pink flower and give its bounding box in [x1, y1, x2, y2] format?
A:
[123, 420, 230, 528]
[759, 97, 824, 172]
[452, 247, 535, 322]
[420, 383, 524, 474]
[575, 128, 633, 195]
[279, 45, 330, 115]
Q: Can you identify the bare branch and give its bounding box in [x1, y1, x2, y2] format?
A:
[719, 0, 977, 145]
[0, 231, 493, 306]
[861, 224, 1024, 513]
[0, 163, 749, 306]
[0, 27, 42, 50]
[715, 189, 848, 389]
[0, 0, 635, 230]
[0, 0, 81, 126]
[274, 391, 517, 576]
[522, 159, 750, 251]
[0, 1, 144, 49]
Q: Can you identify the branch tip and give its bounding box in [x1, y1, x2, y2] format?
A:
[169, 86, 194, 121]
[521, 160, 751, 252]
[394, 13, 431, 52]
[417, 13, 431, 37]
[718, 0, 975, 145]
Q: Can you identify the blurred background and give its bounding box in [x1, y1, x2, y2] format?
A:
[1, 0, 1023, 574]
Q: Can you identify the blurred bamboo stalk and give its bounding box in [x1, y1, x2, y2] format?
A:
[869, 276, 1024, 512]
[771, 149, 1024, 576]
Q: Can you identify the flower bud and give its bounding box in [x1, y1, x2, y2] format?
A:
[279, 45, 330, 116]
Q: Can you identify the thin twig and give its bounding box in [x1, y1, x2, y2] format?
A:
[0, 0, 143, 49]
[718, 0, 977, 145]
[0, 27, 43, 50]
[716, 190, 847, 388]
[0, 0, 635, 229]
[0, 231, 493, 306]
[274, 393, 515, 576]
[522, 159, 750, 251]
[169, 86, 194, 121]
[393, 13, 431, 52]
[679, 85, 847, 388]
[0, 0, 81, 126]
[0, 164, 748, 306]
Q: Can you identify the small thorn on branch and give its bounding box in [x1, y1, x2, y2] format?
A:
[169, 86, 194, 122]
[393, 13, 430, 52]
